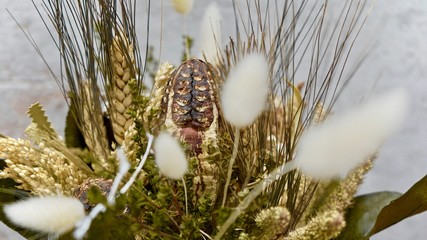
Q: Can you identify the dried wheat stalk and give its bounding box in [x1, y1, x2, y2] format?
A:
[81, 82, 110, 166]
[110, 33, 135, 145]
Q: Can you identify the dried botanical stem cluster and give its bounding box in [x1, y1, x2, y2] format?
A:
[0, 137, 87, 196]
[143, 62, 175, 134]
[285, 210, 345, 240]
[281, 159, 374, 240]
[121, 122, 140, 165]
[318, 159, 374, 214]
[81, 83, 110, 168]
[0, 1, 390, 240]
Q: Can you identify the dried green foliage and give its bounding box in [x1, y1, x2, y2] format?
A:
[182, 35, 194, 62]
[25, 103, 93, 175]
[27, 102, 58, 140]
[64, 97, 86, 149]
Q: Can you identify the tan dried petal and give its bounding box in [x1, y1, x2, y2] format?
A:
[123, 84, 131, 95]
[123, 112, 131, 119]
[116, 114, 127, 126]
[121, 58, 128, 68]
[115, 63, 124, 76]
[124, 120, 133, 130]
[123, 95, 132, 107]
[114, 51, 123, 63]
[115, 89, 126, 101]
[115, 101, 126, 113]
[116, 79, 126, 89]
[122, 70, 130, 82]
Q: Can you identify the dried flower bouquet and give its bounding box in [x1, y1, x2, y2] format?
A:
[1, 1, 426, 240]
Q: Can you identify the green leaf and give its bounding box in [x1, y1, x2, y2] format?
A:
[27, 102, 58, 140]
[369, 175, 427, 236]
[64, 100, 86, 149]
[0, 159, 19, 202]
[337, 191, 401, 240]
[182, 35, 193, 62]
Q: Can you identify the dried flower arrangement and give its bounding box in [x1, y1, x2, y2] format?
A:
[1, 1, 427, 240]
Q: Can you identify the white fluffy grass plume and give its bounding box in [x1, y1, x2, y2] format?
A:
[199, 2, 222, 64]
[4, 196, 85, 235]
[172, 0, 194, 15]
[295, 88, 408, 179]
[154, 132, 188, 180]
[221, 53, 269, 128]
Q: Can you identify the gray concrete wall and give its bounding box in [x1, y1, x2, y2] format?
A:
[1, 0, 426, 239]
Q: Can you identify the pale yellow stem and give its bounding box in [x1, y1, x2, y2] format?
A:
[222, 128, 240, 207]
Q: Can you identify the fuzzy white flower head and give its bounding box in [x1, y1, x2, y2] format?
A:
[221, 53, 269, 128]
[199, 2, 222, 64]
[154, 132, 188, 180]
[295, 88, 408, 179]
[4, 196, 85, 235]
[172, 0, 194, 15]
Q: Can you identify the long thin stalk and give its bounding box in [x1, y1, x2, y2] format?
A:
[182, 177, 188, 215]
[222, 128, 241, 207]
[108, 147, 130, 205]
[120, 134, 154, 194]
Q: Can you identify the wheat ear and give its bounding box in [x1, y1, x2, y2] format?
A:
[110, 34, 135, 145]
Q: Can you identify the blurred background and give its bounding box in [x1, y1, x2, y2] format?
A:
[0, 0, 426, 239]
